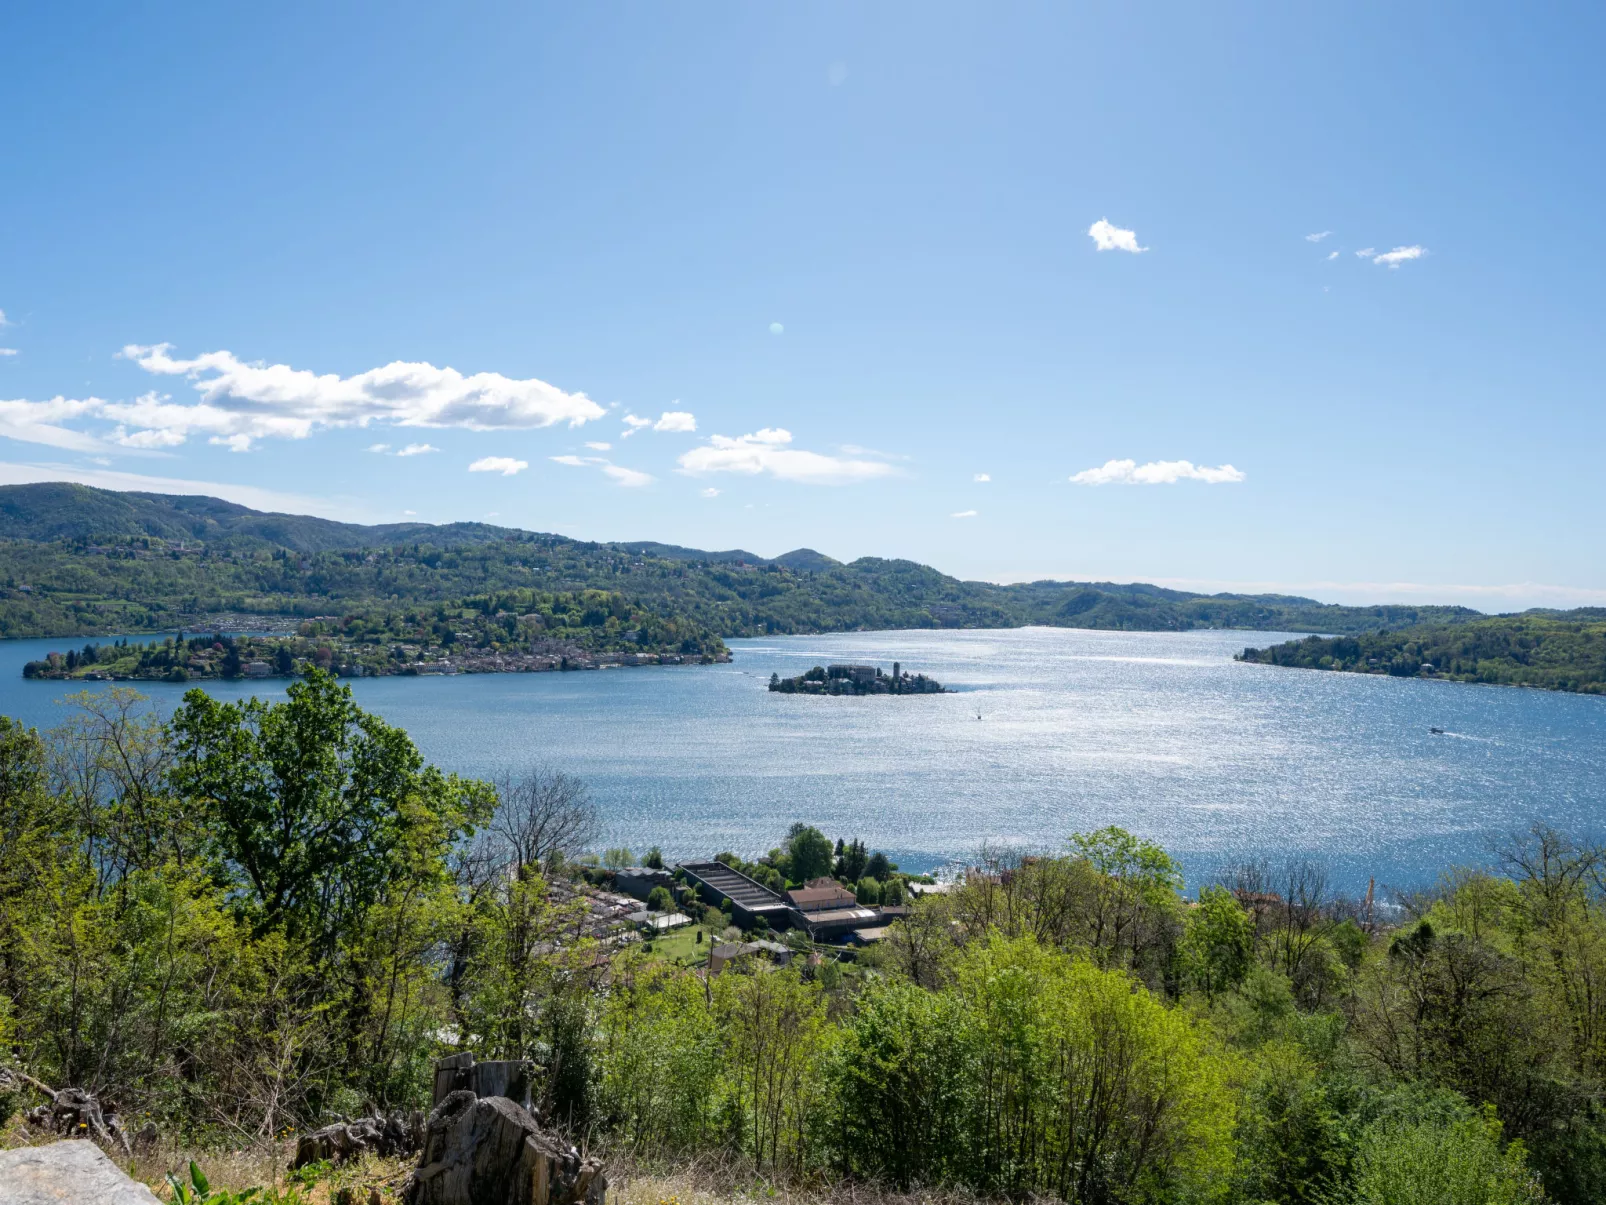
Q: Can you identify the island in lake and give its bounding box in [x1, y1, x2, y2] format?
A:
[769, 661, 947, 695]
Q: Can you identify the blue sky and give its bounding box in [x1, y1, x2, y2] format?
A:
[1, 3, 1602, 609]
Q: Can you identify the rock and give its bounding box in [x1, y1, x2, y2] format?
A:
[0, 1140, 162, 1205]
[293, 1110, 424, 1168]
[403, 1092, 605, 1205]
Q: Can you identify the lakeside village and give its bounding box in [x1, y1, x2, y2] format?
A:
[22, 628, 730, 682]
[555, 830, 942, 975]
[769, 660, 948, 694]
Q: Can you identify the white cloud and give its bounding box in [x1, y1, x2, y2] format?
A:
[654, 410, 696, 433]
[769, 322, 784, 335]
[368, 442, 391, 453]
[468, 456, 528, 476]
[0, 348, 16, 357]
[396, 442, 438, 456]
[0, 397, 113, 452]
[0, 310, 9, 326]
[974, 472, 991, 482]
[622, 410, 696, 438]
[116, 343, 605, 450]
[700, 487, 720, 498]
[1325, 251, 1339, 261]
[601, 463, 653, 488]
[403, 509, 417, 516]
[1372, 245, 1426, 268]
[1070, 458, 1246, 486]
[1305, 231, 1331, 243]
[1354, 248, 1375, 258]
[211, 434, 253, 453]
[1087, 218, 1147, 254]
[951, 509, 978, 518]
[550, 453, 653, 487]
[584, 441, 612, 451]
[678, 428, 900, 485]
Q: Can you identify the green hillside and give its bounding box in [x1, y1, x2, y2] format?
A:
[0, 481, 1485, 641]
[1237, 611, 1606, 694]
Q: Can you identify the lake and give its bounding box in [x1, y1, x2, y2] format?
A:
[5, 626, 1604, 893]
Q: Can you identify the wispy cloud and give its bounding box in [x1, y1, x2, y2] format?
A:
[1372, 245, 1426, 268]
[584, 441, 612, 451]
[1325, 251, 1339, 261]
[549, 453, 653, 487]
[1070, 458, 1245, 486]
[974, 472, 991, 482]
[700, 487, 720, 498]
[951, 509, 978, 519]
[0, 349, 16, 357]
[601, 463, 653, 487]
[1305, 231, 1332, 243]
[1088, 218, 1147, 254]
[1354, 248, 1375, 258]
[367, 443, 391, 453]
[769, 322, 784, 335]
[0, 311, 9, 326]
[396, 443, 438, 456]
[0, 397, 115, 453]
[112, 343, 604, 451]
[468, 456, 529, 476]
[621, 409, 697, 438]
[678, 428, 900, 485]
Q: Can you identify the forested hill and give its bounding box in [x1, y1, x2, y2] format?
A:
[1237, 611, 1606, 694]
[0, 481, 1484, 639]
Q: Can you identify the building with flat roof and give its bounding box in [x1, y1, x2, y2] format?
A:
[680, 861, 795, 929]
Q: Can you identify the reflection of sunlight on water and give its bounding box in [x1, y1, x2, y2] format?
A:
[1, 625, 1603, 892]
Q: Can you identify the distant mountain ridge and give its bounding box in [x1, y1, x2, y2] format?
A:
[0, 481, 1500, 641]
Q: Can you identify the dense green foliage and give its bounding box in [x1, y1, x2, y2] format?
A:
[6, 681, 1605, 1202]
[1238, 611, 1606, 694]
[21, 588, 727, 681]
[0, 482, 1482, 640]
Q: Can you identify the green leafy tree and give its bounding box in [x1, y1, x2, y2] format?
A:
[168, 669, 492, 955]
[1182, 885, 1254, 1000]
[787, 824, 834, 883]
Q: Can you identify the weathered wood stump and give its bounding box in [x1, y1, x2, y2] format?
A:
[293, 1110, 425, 1168]
[403, 1091, 604, 1205]
[430, 1054, 533, 1112]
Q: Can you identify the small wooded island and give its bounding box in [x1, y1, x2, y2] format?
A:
[769, 661, 948, 695]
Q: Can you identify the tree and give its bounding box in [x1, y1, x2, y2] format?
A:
[1181, 885, 1254, 1000]
[857, 878, 882, 905]
[168, 669, 493, 955]
[642, 845, 665, 869]
[866, 850, 892, 881]
[647, 885, 673, 912]
[489, 766, 599, 878]
[604, 847, 634, 870]
[787, 824, 833, 884]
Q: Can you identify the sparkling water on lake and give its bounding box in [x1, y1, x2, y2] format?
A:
[4, 626, 1603, 892]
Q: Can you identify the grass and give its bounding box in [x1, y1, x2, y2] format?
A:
[642, 923, 724, 967]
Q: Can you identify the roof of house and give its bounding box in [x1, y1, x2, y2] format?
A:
[787, 882, 858, 910]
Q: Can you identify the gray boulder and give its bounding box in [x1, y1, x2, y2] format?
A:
[0, 1140, 161, 1205]
[403, 1091, 604, 1205]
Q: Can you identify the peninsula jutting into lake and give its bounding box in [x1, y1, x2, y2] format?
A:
[768, 661, 947, 695]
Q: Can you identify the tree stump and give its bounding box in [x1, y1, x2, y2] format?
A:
[403, 1092, 604, 1205]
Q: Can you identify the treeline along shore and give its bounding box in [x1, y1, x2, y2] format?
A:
[4, 481, 1604, 697]
[3, 671, 1605, 1203]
